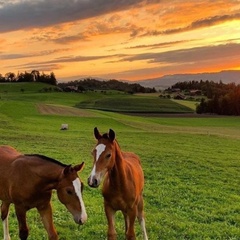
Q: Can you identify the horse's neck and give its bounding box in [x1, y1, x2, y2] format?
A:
[109, 142, 127, 188]
[29, 162, 63, 189]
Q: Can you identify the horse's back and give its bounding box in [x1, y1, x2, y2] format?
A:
[0, 145, 22, 163]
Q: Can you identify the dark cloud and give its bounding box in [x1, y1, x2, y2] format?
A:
[6, 53, 128, 71]
[6, 62, 63, 72]
[127, 39, 199, 50]
[50, 34, 88, 44]
[49, 55, 112, 63]
[0, 53, 28, 60]
[38, 18, 142, 44]
[119, 43, 240, 64]
[16, 43, 240, 68]
[0, 0, 148, 33]
[0, 48, 70, 60]
[44, 53, 128, 64]
[191, 13, 240, 28]
[25, 64, 63, 71]
[4, 53, 129, 75]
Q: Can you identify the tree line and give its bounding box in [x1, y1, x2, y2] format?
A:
[171, 80, 240, 115]
[58, 78, 156, 94]
[0, 70, 57, 85]
[1, 72, 156, 94]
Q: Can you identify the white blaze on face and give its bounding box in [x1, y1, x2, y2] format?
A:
[72, 178, 87, 224]
[89, 144, 106, 184]
[96, 143, 106, 161]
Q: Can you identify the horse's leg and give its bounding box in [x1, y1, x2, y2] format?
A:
[14, 205, 28, 240]
[137, 195, 148, 240]
[123, 212, 129, 235]
[37, 202, 58, 240]
[126, 206, 137, 240]
[104, 202, 117, 240]
[1, 202, 11, 240]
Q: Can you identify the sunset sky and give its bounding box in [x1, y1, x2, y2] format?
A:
[1, 0, 240, 82]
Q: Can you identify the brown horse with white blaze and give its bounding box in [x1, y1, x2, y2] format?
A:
[88, 128, 148, 240]
[0, 145, 87, 240]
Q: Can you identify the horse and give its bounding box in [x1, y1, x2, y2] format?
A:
[0, 145, 87, 240]
[88, 128, 148, 240]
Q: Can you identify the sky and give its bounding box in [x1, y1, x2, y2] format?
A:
[0, 0, 240, 82]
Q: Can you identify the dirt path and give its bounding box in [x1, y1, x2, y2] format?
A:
[37, 104, 96, 117]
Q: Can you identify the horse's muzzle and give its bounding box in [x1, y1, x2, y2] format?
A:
[74, 214, 87, 225]
[88, 176, 99, 188]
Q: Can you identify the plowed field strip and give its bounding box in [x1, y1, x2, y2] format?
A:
[37, 104, 96, 117]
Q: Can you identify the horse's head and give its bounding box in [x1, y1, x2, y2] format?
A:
[88, 127, 116, 188]
[57, 162, 87, 225]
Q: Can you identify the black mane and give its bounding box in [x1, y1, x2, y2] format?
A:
[25, 154, 68, 167]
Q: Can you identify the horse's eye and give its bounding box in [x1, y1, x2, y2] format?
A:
[66, 189, 73, 195]
[106, 153, 111, 158]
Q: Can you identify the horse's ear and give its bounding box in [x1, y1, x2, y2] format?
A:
[74, 162, 85, 172]
[109, 129, 115, 142]
[94, 127, 101, 140]
[63, 165, 73, 175]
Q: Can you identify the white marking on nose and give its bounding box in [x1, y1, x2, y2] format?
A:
[72, 178, 87, 223]
[96, 144, 106, 161]
[89, 164, 96, 184]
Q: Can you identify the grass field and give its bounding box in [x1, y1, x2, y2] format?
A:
[77, 94, 194, 113]
[1, 83, 240, 239]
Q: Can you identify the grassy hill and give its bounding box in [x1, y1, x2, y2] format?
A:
[0, 82, 240, 239]
[0, 82, 194, 114]
[77, 94, 194, 113]
[0, 82, 54, 93]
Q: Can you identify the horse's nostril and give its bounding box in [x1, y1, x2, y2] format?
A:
[88, 176, 98, 188]
[94, 178, 98, 187]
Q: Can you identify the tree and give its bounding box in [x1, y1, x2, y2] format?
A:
[0, 74, 5, 82]
[196, 98, 207, 114]
[49, 72, 57, 85]
[31, 70, 40, 82]
[21, 72, 33, 82]
[5, 72, 16, 82]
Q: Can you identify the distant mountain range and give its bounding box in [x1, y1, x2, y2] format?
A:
[63, 70, 240, 90]
[135, 70, 240, 89]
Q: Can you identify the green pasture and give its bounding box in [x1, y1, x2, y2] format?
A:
[0, 83, 240, 239]
[0, 82, 49, 93]
[77, 95, 194, 113]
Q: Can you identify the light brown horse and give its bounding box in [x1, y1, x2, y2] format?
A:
[0, 145, 87, 240]
[88, 128, 148, 240]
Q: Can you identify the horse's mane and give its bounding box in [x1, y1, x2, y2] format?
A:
[24, 154, 68, 167]
[102, 133, 110, 139]
[101, 133, 121, 148]
[102, 133, 120, 143]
